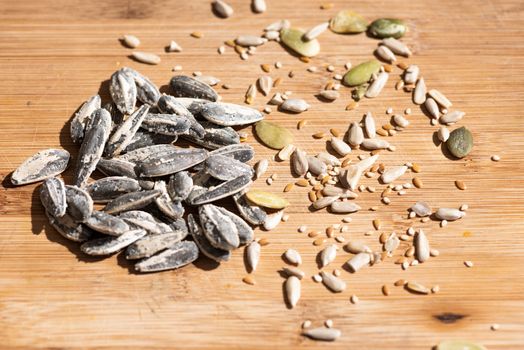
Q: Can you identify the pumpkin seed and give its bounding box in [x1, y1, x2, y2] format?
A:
[436, 340, 487, 350]
[11, 149, 70, 186]
[329, 10, 368, 33]
[255, 121, 294, 149]
[368, 18, 407, 39]
[447, 127, 473, 158]
[343, 60, 381, 87]
[246, 190, 289, 209]
[280, 28, 320, 57]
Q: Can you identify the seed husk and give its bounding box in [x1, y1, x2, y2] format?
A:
[255, 120, 294, 149]
[429, 89, 453, 108]
[365, 72, 389, 98]
[303, 22, 329, 41]
[246, 190, 290, 209]
[285, 276, 301, 308]
[405, 281, 430, 295]
[65, 185, 93, 222]
[135, 240, 199, 272]
[45, 211, 95, 242]
[302, 327, 341, 342]
[87, 176, 141, 203]
[447, 127, 473, 158]
[213, 0, 234, 18]
[368, 18, 407, 39]
[81, 228, 147, 256]
[131, 51, 161, 65]
[40, 177, 67, 218]
[382, 38, 412, 57]
[70, 94, 101, 144]
[232, 191, 267, 225]
[206, 154, 253, 181]
[11, 149, 70, 186]
[415, 229, 430, 263]
[136, 148, 208, 177]
[435, 340, 487, 350]
[320, 271, 346, 292]
[280, 28, 320, 57]
[413, 77, 427, 105]
[170, 75, 219, 102]
[343, 60, 381, 87]
[257, 76, 273, 96]
[329, 10, 368, 34]
[280, 98, 310, 113]
[435, 208, 465, 221]
[291, 148, 309, 176]
[189, 174, 252, 205]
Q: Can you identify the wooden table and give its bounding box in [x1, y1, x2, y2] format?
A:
[1, 0, 523, 348]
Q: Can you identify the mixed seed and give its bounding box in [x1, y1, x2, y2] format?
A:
[9, 4, 489, 347]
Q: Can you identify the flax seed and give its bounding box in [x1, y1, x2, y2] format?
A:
[330, 128, 341, 137]
[455, 180, 467, 190]
[345, 101, 359, 111]
[296, 179, 309, 187]
[382, 285, 391, 296]
[258, 238, 270, 246]
[313, 132, 326, 139]
[350, 294, 359, 304]
[261, 64, 271, 73]
[411, 163, 421, 173]
[394, 279, 407, 286]
[300, 56, 310, 63]
[326, 226, 335, 238]
[284, 183, 294, 192]
[242, 275, 256, 285]
[413, 177, 423, 188]
[191, 31, 203, 38]
[397, 62, 408, 70]
[313, 237, 326, 246]
[373, 219, 381, 230]
[308, 231, 319, 238]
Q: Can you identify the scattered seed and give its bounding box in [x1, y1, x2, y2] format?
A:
[464, 260, 474, 268]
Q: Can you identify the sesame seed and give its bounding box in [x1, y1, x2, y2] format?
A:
[325, 319, 334, 328]
[302, 320, 312, 329]
[275, 61, 283, 68]
[491, 324, 500, 331]
[298, 225, 307, 233]
[464, 260, 474, 268]
[350, 294, 359, 304]
[460, 204, 469, 211]
[491, 155, 501, 161]
[312, 274, 322, 283]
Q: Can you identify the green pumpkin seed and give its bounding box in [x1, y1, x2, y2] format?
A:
[246, 190, 290, 209]
[436, 340, 487, 350]
[351, 84, 368, 101]
[255, 121, 294, 150]
[280, 28, 320, 57]
[343, 60, 381, 87]
[329, 10, 368, 34]
[368, 18, 407, 39]
[447, 126, 473, 158]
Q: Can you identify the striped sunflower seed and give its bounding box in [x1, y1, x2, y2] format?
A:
[105, 105, 149, 157]
[65, 185, 93, 223]
[87, 176, 141, 203]
[189, 174, 252, 205]
[184, 121, 240, 150]
[73, 108, 112, 188]
[232, 191, 267, 225]
[134, 241, 199, 272]
[209, 144, 254, 163]
[119, 210, 169, 235]
[11, 149, 70, 186]
[85, 210, 132, 236]
[103, 190, 161, 215]
[136, 148, 208, 177]
[200, 102, 264, 126]
[131, 51, 161, 65]
[214, 206, 254, 244]
[188, 213, 230, 262]
[154, 180, 184, 220]
[198, 204, 240, 250]
[109, 69, 137, 114]
[285, 276, 301, 308]
[39, 177, 67, 218]
[70, 94, 101, 144]
[205, 154, 253, 181]
[122, 67, 161, 106]
[126, 229, 187, 260]
[280, 28, 320, 57]
[45, 211, 94, 242]
[141, 113, 191, 136]
[170, 75, 219, 102]
[167, 171, 193, 201]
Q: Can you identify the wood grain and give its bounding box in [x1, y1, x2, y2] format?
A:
[1, 0, 524, 348]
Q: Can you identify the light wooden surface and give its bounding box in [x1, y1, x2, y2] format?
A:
[1, 0, 524, 349]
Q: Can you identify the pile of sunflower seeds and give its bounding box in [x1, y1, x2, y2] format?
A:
[11, 68, 280, 272]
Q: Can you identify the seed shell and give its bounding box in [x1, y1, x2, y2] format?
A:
[45, 211, 94, 242]
[81, 228, 146, 255]
[189, 175, 252, 205]
[135, 241, 199, 272]
[170, 75, 219, 102]
[70, 95, 101, 144]
[109, 69, 137, 114]
[126, 229, 187, 260]
[65, 185, 93, 222]
[11, 149, 70, 186]
[198, 204, 240, 250]
[188, 213, 230, 262]
[39, 177, 67, 218]
[201, 102, 264, 126]
[232, 191, 268, 225]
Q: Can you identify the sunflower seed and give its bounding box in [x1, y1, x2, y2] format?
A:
[136, 148, 208, 177]
[283, 249, 302, 265]
[411, 201, 432, 217]
[320, 244, 337, 267]
[361, 138, 390, 150]
[212, 0, 234, 18]
[121, 34, 140, 48]
[232, 191, 267, 225]
[165, 172, 192, 202]
[126, 228, 187, 260]
[282, 266, 305, 279]
[346, 252, 370, 272]
[45, 211, 95, 242]
[167, 40, 182, 52]
[11, 149, 70, 186]
[256, 75, 272, 97]
[447, 126, 473, 158]
[405, 281, 430, 295]
[170, 75, 219, 102]
[365, 72, 389, 98]
[105, 105, 149, 157]
[251, 0, 266, 13]
[413, 77, 427, 105]
[338, 165, 362, 190]
[189, 174, 252, 205]
[363, 112, 376, 138]
[381, 38, 411, 57]
[307, 156, 327, 176]
[268, 92, 284, 105]
[440, 110, 465, 125]
[235, 35, 266, 47]
[85, 210, 131, 236]
[214, 206, 254, 244]
[330, 10, 367, 33]
[303, 22, 329, 42]
[255, 121, 294, 149]
[436, 340, 487, 350]
[103, 190, 161, 215]
[205, 155, 254, 181]
[375, 45, 396, 62]
[188, 213, 230, 262]
[280, 98, 310, 113]
[284, 276, 301, 308]
[109, 69, 137, 114]
[195, 75, 221, 87]
[384, 232, 400, 252]
[415, 229, 430, 263]
[428, 89, 452, 108]
[393, 114, 410, 128]
[319, 90, 340, 101]
[38, 177, 67, 218]
[119, 210, 167, 234]
[135, 240, 199, 272]
[425, 97, 440, 119]
[154, 180, 184, 219]
[65, 185, 93, 222]
[330, 201, 360, 214]
[254, 159, 269, 179]
[344, 241, 371, 254]
[320, 271, 346, 292]
[277, 144, 295, 161]
[437, 126, 450, 142]
[322, 186, 357, 199]
[313, 195, 340, 210]
[380, 165, 407, 184]
[302, 327, 341, 342]
[435, 208, 465, 221]
[403, 65, 419, 84]
[245, 190, 289, 209]
[210, 144, 254, 163]
[185, 122, 239, 150]
[199, 204, 240, 250]
[141, 113, 191, 136]
[200, 102, 264, 126]
[86, 177, 141, 203]
[343, 60, 381, 87]
[280, 28, 320, 57]
[246, 241, 261, 272]
[70, 95, 101, 144]
[262, 209, 283, 230]
[347, 122, 364, 147]
[329, 138, 351, 156]
[317, 152, 341, 166]
[131, 51, 161, 65]
[265, 19, 290, 32]
[122, 67, 161, 105]
[74, 109, 112, 188]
